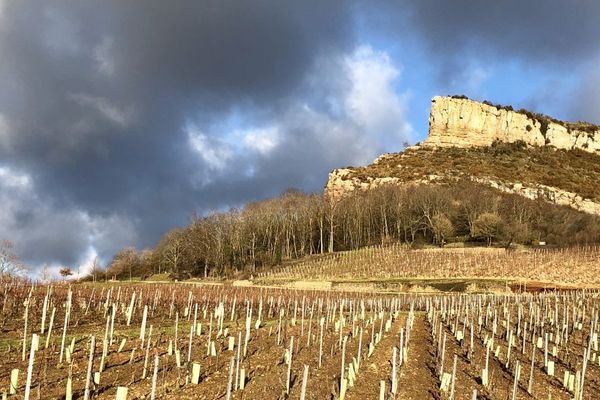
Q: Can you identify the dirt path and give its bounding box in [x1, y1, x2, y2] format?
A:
[395, 314, 439, 400]
[343, 316, 404, 400]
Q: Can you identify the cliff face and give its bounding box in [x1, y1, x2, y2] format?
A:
[423, 96, 600, 153]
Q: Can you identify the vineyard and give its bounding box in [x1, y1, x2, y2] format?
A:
[258, 245, 600, 289]
[1, 281, 600, 399]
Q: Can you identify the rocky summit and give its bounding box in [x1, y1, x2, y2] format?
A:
[424, 96, 600, 152]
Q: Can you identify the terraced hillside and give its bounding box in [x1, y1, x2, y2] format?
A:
[257, 244, 600, 290]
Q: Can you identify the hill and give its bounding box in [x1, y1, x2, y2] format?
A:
[257, 244, 600, 290]
[327, 96, 600, 215]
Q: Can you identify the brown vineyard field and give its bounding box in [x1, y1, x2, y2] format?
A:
[258, 244, 600, 290]
[2, 278, 600, 399]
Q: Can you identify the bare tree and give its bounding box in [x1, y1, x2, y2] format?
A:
[88, 258, 104, 282]
[95, 181, 600, 280]
[432, 213, 454, 247]
[0, 240, 27, 276]
[160, 229, 184, 278]
[107, 247, 140, 280]
[455, 182, 497, 238]
[472, 213, 504, 246]
[39, 264, 53, 283]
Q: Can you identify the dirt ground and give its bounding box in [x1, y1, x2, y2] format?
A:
[2, 282, 600, 399]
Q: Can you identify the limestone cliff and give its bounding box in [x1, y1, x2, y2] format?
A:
[325, 96, 600, 215]
[424, 96, 600, 152]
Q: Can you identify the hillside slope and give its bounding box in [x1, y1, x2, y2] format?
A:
[258, 245, 600, 289]
[327, 97, 600, 215]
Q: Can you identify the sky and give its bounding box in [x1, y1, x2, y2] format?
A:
[1, 0, 599, 276]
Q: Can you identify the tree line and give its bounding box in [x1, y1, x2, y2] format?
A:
[100, 181, 600, 280]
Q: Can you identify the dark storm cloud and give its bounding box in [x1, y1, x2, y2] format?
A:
[2, 0, 599, 272]
[366, 0, 600, 121]
[0, 0, 355, 268]
[380, 0, 600, 64]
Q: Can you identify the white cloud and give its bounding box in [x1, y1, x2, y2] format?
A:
[0, 165, 31, 189]
[242, 126, 280, 155]
[184, 44, 412, 191]
[344, 45, 413, 144]
[0, 165, 138, 272]
[71, 246, 99, 278]
[187, 126, 232, 171]
[187, 123, 281, 179]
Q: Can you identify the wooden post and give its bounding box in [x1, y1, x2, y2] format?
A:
[187, 323, 193, 367]
[399, 328, 404, 366]
[300, 365, 309, 400]
[482, 342, 490, 387]
[126, 293, 136, 326]
[115, 386, 128, 400]
[45, 307, 56, 349]
[580, 347, 589, 400]
[226, 356, 235, 400]
[340, 335, 347, 394]
[23, 334, 38, 400]
[511, 361, 520, 400]
[59, 291, 72, 363]
[527, 340, 535, 394]
[100, 316, 110, 372]
[439, 332, 446, 378]
[151, 353, 159, 399]
[319, 317, 324, 367]
[507, 330, 514, 368]
[391, 347, 397, 395]
[22, 300, 29, 362]
[142, 326, 153, 379]
[9, 369, 18, 395]
[191, 363, 201, 384]
[287, 336, 295, 394]
[41, 294, 48, 334]
[240, 368, 246, 390]
[235, 331, 242, 390]
[544, 332, 548, 369]
[449, 354, 457, 400]
[110, 304, 116, 345]
[83, 336, 96, 400]
[140, 305, 148, 346]
[66, 364, 73, 400]
[357, 327, 363, 369]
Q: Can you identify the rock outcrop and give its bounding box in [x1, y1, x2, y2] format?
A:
[325, 168, 402, 200]
[423, 96, 600, 153]
[327, 167, 600, 215]
[325, 96, 600, 215]
[464, 177, 600, 215]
